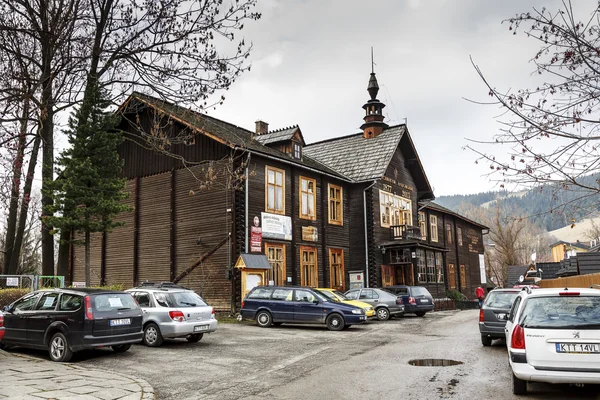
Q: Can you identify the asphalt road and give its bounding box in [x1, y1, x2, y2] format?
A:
[9, 310, 600, 399]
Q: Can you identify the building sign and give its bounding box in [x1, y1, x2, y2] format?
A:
[6, 277, 18, 287]
[72, 282, 86, 288]
[467, 229, 480, 253]
[261, 212, 292, 241]
[250, 226, 262, 253]
[301, 226, 318, 242]
[479, 254, 486, 284]
[381, 177, 412, 199]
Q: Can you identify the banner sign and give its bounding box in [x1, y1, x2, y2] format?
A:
[261, 212, 292, 241]
[479, 254, 487, 284]
[250, 226, 262, 253]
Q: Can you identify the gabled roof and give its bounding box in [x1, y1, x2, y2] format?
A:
[549, 240, 590, 249]
[420, 201, 489, 230]
[255, 125, 305, 146]
[120, 92, 348, 181]
[304, 125, 406, 182]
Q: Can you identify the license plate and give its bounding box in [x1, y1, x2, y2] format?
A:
[420, 299, 428, 303]
[194, 325, 209, 332]
[109, 318, 131, 327]
[556, 343, 600, 354]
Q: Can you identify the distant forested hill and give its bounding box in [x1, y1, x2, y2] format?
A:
[436, 173, 600, 232]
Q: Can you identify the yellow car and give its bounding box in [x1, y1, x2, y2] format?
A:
[315, 288, 375, 318]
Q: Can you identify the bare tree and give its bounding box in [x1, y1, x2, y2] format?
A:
[468, 1, 600, 214]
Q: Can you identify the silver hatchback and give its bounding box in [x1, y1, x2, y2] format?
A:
[127, 283, 218, 347]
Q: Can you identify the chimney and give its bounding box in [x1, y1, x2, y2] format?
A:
[255, 120, 269, 135]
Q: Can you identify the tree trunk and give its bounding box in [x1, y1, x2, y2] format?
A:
[8, 134, 41, 275]
[3, 97, 30, 274]
[56, 230, 71, 279]
[40, 73, 55, 276]
[85, 230, 90, 287]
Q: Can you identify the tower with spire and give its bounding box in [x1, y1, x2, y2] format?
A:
[360, 50, 388, 139]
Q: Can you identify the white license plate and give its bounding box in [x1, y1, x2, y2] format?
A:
[420, 299, 429, 303]
[556, 343, 600, 354]
[109, 318, 131, 327]
[194, 325, 209, 332]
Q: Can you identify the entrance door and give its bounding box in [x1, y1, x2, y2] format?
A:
[382, 265, 395, 287]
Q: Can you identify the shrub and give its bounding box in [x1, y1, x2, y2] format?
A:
[73, 284, 124, 291]
[446, 290, 467, 301]
[0, 288, 30, 308]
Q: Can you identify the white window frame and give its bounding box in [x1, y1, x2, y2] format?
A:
[430, 215, 438, 242]
[379, 190, 412, 228]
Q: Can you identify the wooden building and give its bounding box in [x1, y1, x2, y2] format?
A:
[69, 70, 488, 309]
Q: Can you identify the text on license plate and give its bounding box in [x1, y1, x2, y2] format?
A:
[556, 343, 600, 354]
[420, 299, 428, 303]
[194, 325, 209, 332]
[109, 318, 131, 327]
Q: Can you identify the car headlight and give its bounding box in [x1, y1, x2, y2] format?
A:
[351, 309, 364, 314]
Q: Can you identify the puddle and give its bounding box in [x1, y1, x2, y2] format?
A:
[408, 358, 463, 367]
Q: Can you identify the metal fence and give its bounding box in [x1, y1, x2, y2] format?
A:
[0, 275, 66, 308]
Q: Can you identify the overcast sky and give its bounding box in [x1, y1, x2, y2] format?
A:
[206, 0, 597, 197]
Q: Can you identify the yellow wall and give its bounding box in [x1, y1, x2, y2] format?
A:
[550, 244, 588, 262]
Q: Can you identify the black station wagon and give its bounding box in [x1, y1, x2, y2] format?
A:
[241, 286, 367, 331]
[0, 288, 143, 362]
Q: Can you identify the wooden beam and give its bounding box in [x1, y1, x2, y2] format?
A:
[133, 177, 140, 286]
[170, 170, 176, 281]
[101, 232, 107, 286]
[173, 234, 231, 284]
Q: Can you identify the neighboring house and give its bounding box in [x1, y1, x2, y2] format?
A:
[549, 240, 589, 262]
[69, 70, 488, 309]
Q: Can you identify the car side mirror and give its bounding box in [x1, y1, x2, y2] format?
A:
[2, 305, 11, 313]
[313, 300, 320, 305]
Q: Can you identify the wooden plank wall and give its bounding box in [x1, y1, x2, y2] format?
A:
[539, 272, 600, 288]
[138, 173, 171, 283]
[71, 232, 104, 286]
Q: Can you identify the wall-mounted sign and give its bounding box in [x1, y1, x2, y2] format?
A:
[261, 212, 292, 241]
[479, 254, 486, 284]
[6, 277, 18, 287]
[250, 226, 262, 253]
[301, 226, 318, 242]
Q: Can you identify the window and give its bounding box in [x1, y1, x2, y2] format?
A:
[359, 289, 379, 300]
[328, 184, 343, 225]
[426, 251, 435, 283]
[93, 293, 137, 312]
[459, 264, 467, 289]
[293, 142, 302, 159]
[172, 292, 207, 307]
[457, 227, 463, 246]
[294, 289, 316, 302]
[266, 166, 285, 214]
[345, 290, 359, 300]
[12, 293, 40, 312]
[430, 215, 438, 242]
[135, 292, 151, 307]
[435, 253, 444, 283]
[247, 288, 273, 300]
[380, 190, 412, 227]
[266, 243, 286, 286]
[419, 211, 427, 240]
[272, 288, 293, 301]
[300, 247, 318, 287]
[447, 264, 456, 289]
[329, 249, 345, 290]
[446, 223, 453, 244]
[300, 176, 316, 220]
[417, 249, 427, 283]
[59, 294, 82, 311]
[508, 296, 522, 323]
[35, 292, 59, 311]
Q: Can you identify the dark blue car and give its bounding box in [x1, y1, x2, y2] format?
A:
[240, 286, 367, 331]
[383, 285, 434, 317]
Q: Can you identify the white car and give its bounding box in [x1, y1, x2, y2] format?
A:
[505, 287, 600, 395]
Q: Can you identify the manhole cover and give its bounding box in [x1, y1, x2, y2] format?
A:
[408, 359, 463, 367]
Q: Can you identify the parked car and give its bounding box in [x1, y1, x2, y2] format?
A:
[315, 288, 375, 318]
[505, 287, 600, 395]
[126, 282, 217, 347]
[383, 285, 434, 317]
[0, 288, 143, 362]
[344, 288, 404, 321]
[479, 288, 520, 346]
[240, 286, 367, 331]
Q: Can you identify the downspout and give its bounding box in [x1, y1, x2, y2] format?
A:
[244, 152, 251, 253]
[363, 180, 377, 288]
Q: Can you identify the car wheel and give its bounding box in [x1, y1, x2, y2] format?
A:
[326, 313, 345, 331]
[376, 307, 390, 321]
[186, 333, 204, 343]
[416, 312, 426, 317]
[112, 344, 131, 353]
[49, 332, 73, 362]
[143, 322, 164, 347]
[256, 310, 272, 328]
[481, 335, 492, 346]
[512, 373, 527, 395]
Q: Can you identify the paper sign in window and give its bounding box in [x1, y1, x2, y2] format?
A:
[43, 296, 56, 307]
[108, 297, 123, 307]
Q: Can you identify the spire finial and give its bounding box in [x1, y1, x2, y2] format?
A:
[371, 47, 375, 74]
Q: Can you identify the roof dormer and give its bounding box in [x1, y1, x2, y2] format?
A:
[254, 124, 305, 160]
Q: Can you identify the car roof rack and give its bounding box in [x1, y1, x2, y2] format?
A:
[137, 281, 191, 290]
[591, 284, 600, 290]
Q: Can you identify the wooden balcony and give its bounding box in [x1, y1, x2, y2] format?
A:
[390, 225, 423, 241]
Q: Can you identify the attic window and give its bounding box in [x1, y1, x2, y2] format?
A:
[293, 142, 302, 159]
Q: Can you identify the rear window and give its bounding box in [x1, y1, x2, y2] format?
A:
[153, 292, 208, 307]
[247, 287, 273, 300]
[484, 291, 518, 309]
[521, 295, 600, 329]
[93, 293, 138, 312]
[411, 287, 431, 297]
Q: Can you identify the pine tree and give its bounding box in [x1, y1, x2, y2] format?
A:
[46, 84, 130, 286]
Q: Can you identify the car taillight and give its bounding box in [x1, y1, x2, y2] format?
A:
[511, 325, 526, 350]
[241, 301, 245, 309]
[479, 309, 484, 322]
[559, 292, 580, 296]
[396, 297, 403, 305]
[0, 314, 3, 327]
[169, 310, 185, 322]
[85, 296, 93, 320]
[211, 309, 215, 316]
[408, 297, 416, 305]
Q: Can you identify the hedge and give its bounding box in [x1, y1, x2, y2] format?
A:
[0, 288, 30, 308]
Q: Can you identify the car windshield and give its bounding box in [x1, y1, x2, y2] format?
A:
[520, 295, 600, 329]
[484, 291, 518, 309]
[311, 290, 334, 302]
[93, 293, 138, 312]
[155, 291, 207, 307]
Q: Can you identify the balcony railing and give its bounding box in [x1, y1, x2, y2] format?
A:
[390, 225, 423, 241]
